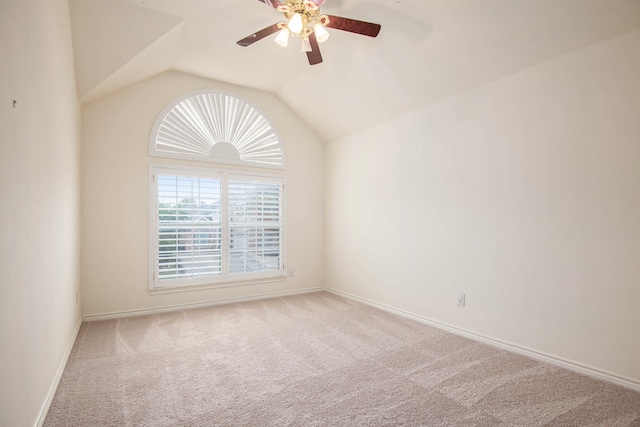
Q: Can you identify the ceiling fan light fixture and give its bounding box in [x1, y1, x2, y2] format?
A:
[313, 23, 329, 43]
[275, 27, 290, 47]
[288, 13, 303, 34]
[237, 0, 381, 66]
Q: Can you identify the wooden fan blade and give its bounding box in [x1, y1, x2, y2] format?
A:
[256, 0, 282, 8]
[306, 33, 323, 65]
[325, 15, 381, 37]
[237, 23, 281, 47]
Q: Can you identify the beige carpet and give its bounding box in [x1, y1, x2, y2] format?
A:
[45, 292, 640, 426]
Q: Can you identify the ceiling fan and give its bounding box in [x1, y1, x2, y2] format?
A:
[237, 0, 381, 65]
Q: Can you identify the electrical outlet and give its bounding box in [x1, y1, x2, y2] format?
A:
[288, 269, 294, 277]
[457, 293, 465, 307]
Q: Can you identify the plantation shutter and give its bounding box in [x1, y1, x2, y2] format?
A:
[149, 90, 286, 292]
[150, 92, 285, 168]
[228, 179, 283, 275]
[156, 174, 222, 280]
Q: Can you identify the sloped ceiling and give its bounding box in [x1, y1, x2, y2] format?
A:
[70, 0, 640, 142]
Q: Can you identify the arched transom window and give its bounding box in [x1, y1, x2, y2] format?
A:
[150, 91, 284, 168]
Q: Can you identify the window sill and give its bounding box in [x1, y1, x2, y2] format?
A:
[148, 274, 288, 295]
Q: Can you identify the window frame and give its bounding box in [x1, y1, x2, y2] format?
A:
[149, 163, 286, 293]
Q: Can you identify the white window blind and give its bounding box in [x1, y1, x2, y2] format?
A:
[151, 167, 284, 290]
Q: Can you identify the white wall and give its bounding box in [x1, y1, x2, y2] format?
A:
[0, 0, 81, 425]
[81, 70, 324, 317]
[325, 29, 640, 383]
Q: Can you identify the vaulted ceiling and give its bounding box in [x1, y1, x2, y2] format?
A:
[69, 0, 640, 142]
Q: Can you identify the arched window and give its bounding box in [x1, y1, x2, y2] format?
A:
[150, 91, 285, 168]
[148, 91, 286, 292]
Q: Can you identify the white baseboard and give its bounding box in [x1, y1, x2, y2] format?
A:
[35, 317, 82, 427]
[325, 287, 640, 393]
[82, 287, 323, 322]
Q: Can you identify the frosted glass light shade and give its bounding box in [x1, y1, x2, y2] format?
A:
[314, 23, 329, 43]
[275, 28, 290, 47]
[300, 38, 312, 52]
[288, 13, 303, 34]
